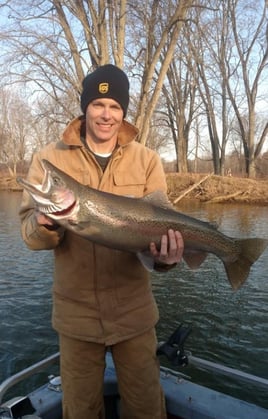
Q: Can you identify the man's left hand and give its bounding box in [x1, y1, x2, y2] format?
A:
[150, 229, 184, 265]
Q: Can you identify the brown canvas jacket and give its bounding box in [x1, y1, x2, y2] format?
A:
[19, 117, 169, 345]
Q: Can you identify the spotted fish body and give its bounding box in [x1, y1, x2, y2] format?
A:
[17, 159, 268, 291]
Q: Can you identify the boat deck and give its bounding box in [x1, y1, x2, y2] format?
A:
[1, 352, 268, 419]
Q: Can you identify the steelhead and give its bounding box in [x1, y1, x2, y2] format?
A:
[18, 159, 268, 291]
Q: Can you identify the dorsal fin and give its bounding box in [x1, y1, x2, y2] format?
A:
[142, 191, 173, 210]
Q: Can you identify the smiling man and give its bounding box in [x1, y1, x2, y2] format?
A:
[19, 64, 184, 419]
[84, 98, 124, 152]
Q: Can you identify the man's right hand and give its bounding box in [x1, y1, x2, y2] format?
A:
[35, 210, 59, 230]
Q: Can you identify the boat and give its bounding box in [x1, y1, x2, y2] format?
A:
[1, 326, 268, 419]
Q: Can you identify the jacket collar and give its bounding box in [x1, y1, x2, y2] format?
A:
[61, 116, 139, 147]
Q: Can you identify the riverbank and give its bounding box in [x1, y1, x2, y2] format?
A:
[167, 173, 268, 205]
[1, 173, 268, 205]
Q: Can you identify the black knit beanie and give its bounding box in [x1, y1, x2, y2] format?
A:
[81, 64, 129, 117]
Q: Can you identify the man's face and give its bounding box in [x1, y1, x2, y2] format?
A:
[85, 98, 124, 144]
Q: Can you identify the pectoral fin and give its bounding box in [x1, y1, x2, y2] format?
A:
[137, 251, 155, 271]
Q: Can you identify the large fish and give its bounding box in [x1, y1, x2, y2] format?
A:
[17, 159, 268, 291]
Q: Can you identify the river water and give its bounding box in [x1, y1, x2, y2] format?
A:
[0, 191, 267, 409]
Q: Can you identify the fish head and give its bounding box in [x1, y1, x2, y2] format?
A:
[17, 159, 79, 222]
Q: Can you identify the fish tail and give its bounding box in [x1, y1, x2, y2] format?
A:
[224, 238, 268, 291]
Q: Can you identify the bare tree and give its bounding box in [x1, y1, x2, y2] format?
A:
[0, 0, 128, 124]
[226, 0, 268, 177]
[182, 0, 235, 175]
[126, 0, 195, 145]
[0, 0, 266, 177]
[0, 0, 195, 156]
[0, 87, 33, 175]
[230, 112, 268, 176]
[180, 0, 268, 177]
[159, 55, 197, 173]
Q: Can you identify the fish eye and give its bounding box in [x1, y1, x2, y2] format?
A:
[52, 175, 62, 185]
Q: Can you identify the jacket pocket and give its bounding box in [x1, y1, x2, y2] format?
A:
[113, 171, 146, 197]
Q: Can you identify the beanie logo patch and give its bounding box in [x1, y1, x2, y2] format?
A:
[99, 83, 109, 94]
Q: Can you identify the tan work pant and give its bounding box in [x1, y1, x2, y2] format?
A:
[60, 329, 166, 419]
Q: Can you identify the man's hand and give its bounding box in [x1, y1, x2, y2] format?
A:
[150, 229, 184, 265]
[35, 210, 59, 230]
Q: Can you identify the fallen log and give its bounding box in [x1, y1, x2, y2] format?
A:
[205, 190, 244, 203]
[173, 173, 212, 204]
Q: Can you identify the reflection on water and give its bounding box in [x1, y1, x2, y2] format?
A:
[0, 192, 267, 408]
[176, 200, 268, 237]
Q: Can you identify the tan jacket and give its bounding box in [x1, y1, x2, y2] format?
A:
[19, 117, 169, 345]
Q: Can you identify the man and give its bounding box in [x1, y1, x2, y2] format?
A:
[19, 64, 184, 419]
